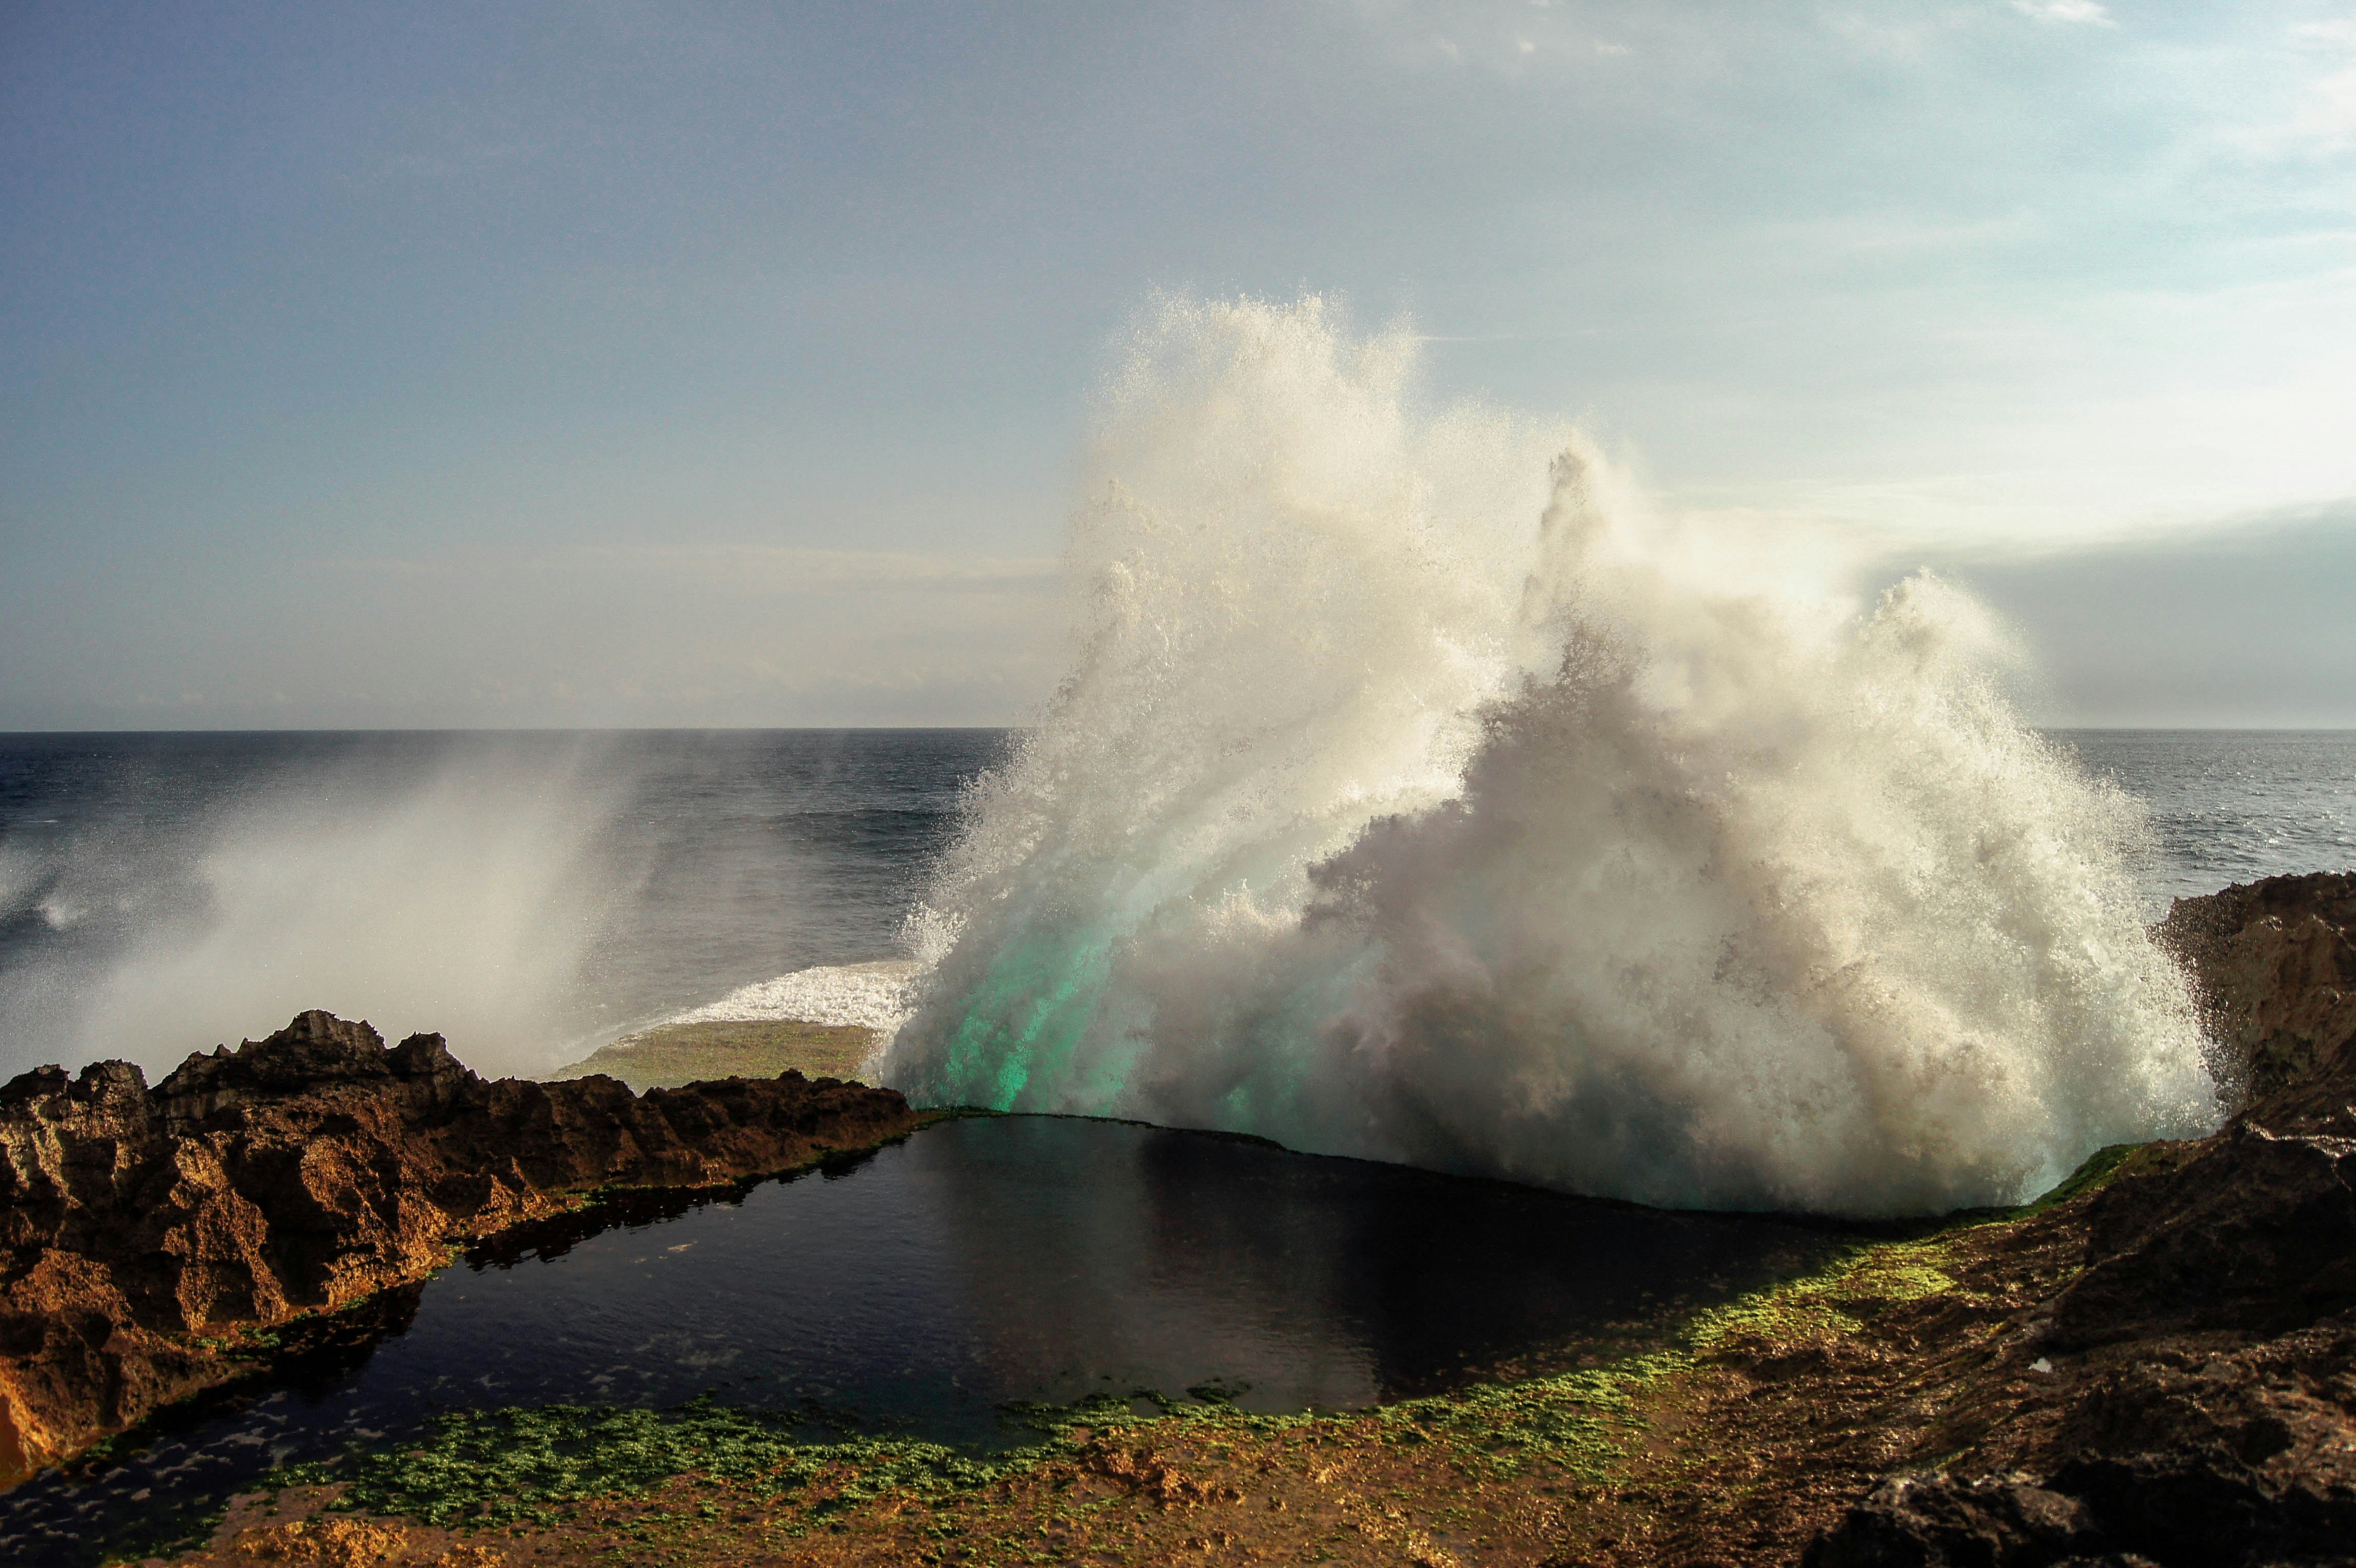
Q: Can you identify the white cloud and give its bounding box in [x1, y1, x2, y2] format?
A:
[2298, 62, 2356, 150]
[2011, 0, 2112, 24]
[2220, 15, 2356, 157]
[2285, 18, 2356, 152]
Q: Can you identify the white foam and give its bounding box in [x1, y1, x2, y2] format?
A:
[667, 960, 921, 1034]
[882, 296, 2221, 1216]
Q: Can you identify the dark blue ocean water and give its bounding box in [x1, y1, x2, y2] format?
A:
[2057, 729, 2356, 910]
[2, 729, 2350, 1085]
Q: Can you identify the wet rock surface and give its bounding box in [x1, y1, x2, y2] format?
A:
[1806, 872, 2356, 1568]
[0, 1011, 918, 1488]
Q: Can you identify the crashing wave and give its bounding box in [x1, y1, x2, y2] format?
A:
[881, 296, 2218, 1215]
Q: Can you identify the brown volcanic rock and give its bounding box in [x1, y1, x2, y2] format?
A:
[2055, 875, 2356, 1358]
[0, 1010, 919, 1489]
[2050, 1122, 2356, 1348]
[1807, 872, 2356, 1568]
[2156, 870, 2356, 1122]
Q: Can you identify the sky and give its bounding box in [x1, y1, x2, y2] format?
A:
[3, 1, 2352, 730]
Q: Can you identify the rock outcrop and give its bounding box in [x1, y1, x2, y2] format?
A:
[2158, 870, 2356, 1124]
[1807, 872, 2356, 1567]
[0, 1011, 920, 1489]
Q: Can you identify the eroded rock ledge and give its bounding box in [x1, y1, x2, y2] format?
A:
[0, 1012, 920, 1488]
[1805, 871, 2356, 1567]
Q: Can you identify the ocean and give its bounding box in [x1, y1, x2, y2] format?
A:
[6, 722, 2352, 1564]
[2062, 729, 2356, 907]
[0, 728, 2349, 1089]
[0, 730, 1004, 1085]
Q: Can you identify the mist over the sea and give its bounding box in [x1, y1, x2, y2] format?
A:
[0, 730, 989, 1082]
[884, 298, 2222, 1216]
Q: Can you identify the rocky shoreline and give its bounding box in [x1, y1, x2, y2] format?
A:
[1795, 871, 2356, 1565]
[4, 873, 2353, 1565]
[0, 1013, 921, 1489]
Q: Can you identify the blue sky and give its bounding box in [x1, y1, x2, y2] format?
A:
[4, 1, 2352, 728]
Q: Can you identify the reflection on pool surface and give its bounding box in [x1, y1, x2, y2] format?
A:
[1, 1115, 1853, 1565]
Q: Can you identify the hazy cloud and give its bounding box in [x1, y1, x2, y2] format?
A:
[1931, 502, 2356, 727]
[2011, 0, 2112, 25]
[0, 545, 1067, 730]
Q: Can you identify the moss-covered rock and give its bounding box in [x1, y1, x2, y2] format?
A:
[547, 1021, 880, 1091]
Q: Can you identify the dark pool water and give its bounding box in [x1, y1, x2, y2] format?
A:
[0, 1116, 1851, 1565]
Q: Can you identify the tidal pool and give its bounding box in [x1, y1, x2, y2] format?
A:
[1, 1114, 1854, 1565]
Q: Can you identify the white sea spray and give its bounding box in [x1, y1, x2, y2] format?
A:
[667, 959, 920, 1035]
[50, 741, 645, 1080]
[880, 296, 2219, 1215]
